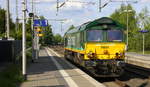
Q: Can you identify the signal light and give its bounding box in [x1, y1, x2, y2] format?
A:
[29, 13, 34, 17]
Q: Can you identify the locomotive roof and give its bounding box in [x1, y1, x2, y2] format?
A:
[65, 17, 125, 34]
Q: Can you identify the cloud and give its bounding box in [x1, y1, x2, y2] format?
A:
[34, 0, 96, 12]
[111, 0, 150, 3]
[140, 0, 150, 2]
[33, 0, 54, 2]
[65, 1, 84, 8]
[35, 1, 84, 12]
[60, 1, 96, 11]
[64, 19, 74, 24]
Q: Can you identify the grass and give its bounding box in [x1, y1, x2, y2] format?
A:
[0, 64, 24, 87]
[137, 51, 150, 54]
[0, 49, 32, 87]
[128, 50, 150, 54]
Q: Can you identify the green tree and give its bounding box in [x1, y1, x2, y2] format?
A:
[42, 25, 54, 45]
[137, 7, 150, 51]
[54, 34, 63, 45]
[110, 4, 139, 51]
[0, 8, 6, 37]
[0, 7, 15, 37]
[68, 25, 75, 31]
[37, 16, 54, 45]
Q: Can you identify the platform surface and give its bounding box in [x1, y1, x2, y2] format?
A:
[20, 47, 105, 87]
[126, 52, 150, 68]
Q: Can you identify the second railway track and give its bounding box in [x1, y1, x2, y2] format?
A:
[125, 64, 150, 78]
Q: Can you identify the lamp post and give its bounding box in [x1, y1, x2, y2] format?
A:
[126, 1, 137, 49]
[122, 9, 134, 48]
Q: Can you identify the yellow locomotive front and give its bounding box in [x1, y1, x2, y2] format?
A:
[85, 43, 125, 60]
[84, 29, 126, 77]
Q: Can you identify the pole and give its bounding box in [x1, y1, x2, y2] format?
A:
[31, 17, 35, 62]
[35, 30, 38, 60]
[126, 2, 129, 50]
[31, 0, 33, 12]
[57, 0, 59, 12]
[31, 0, 35, 62]
[36, 36, 40, 59]
[56, 0, 59, 15]
[6, 0, 10, 38]
[33, 1, 38, 60]
[99, 0, 101, 12]
[16, 0, 19, 31]
[22, 0, 27, 80]
[143, 34, 145, 55]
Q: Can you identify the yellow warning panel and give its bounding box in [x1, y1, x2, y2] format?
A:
[36, 28, 42, 32]
[37, 34, 43, 37]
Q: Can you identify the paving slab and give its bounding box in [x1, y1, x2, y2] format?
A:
[20, 49, 68, 87]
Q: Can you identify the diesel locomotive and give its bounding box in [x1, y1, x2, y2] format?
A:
[64, 17, 126, 77]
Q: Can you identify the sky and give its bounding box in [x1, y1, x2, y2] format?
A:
[0, 0, 150, 35]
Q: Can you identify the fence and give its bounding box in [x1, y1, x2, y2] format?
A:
[0, 40, 22, 63]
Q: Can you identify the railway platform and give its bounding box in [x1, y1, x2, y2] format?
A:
[126, 52, 150, 69]
[20, 47, 105, 87]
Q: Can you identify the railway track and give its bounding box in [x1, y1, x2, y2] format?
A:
[125, 64, 150, 78]
[49, 46, 150, 87]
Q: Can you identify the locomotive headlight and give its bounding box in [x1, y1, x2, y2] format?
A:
[115, 52, 120, 59]
[116, 53, 119, 56]
[87, 51, 95, 58]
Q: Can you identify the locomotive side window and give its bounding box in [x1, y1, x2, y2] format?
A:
[87, 30, 103, 41]
[107, 30, 123, 42]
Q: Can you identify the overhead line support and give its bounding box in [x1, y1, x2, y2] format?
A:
[6, 0, 10, 38]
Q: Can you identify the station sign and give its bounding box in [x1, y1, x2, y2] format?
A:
[40, 20, 48, 27]
[33, 20, 41, 26]
[139, 30, 149, 33]
[33, 19, 48, 27]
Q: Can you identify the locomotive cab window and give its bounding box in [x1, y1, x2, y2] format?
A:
[107, 30, 123, 42]
[87, 30, 103, 41]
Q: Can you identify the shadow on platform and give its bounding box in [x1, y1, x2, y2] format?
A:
[35, 85, 66, 87]
[26, 54, 76, 76]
